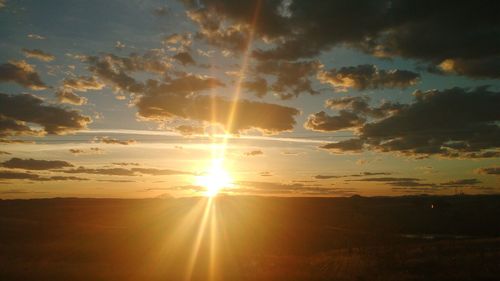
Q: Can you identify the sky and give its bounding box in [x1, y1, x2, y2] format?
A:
[0, 0, 498, 198]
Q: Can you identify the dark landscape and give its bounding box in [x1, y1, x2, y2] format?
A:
[1, 195, 499, 281]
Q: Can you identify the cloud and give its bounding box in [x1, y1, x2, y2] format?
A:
[27, 34, 45, 40]
[0, 93, 92, 136]
[319, 87, 500, 158]
[1, 157, 73, 170]
[242, 77, 267, 98]
[325, 96, 404, 119]
[0, 60, 47, 90]
[86, 52, 172, 94]
[244, 150, 263, 156]
[440, 178, 481, 187]
[437, 57, 500, 79]
[62, 76, 105, 92]
[112, 162, 140, 166]
[317, 64, 420, 91]
[22, 48, 55, 62]
[255, 60, 320, 99]
[314, 171, 391, 179]
[475, 166, 500, 176]
[136, 77, 299, 134]
[0, 139, 34, 144]
[319, 138, 365, 153]
[173, 52, 195, 65]
[236, 181, 356, 195]
[69, 147, 103, 155]
[305, 96, 405, 133]
[95, 137, 136, 145]
[185, 1, 500, 79]
[349, 177, 434, 187]
[163, 33, 192, 47]
[130, 168, 191, 176]
[61, 166, 136, 176]
[175, 125, 205, 136]
[60, 166, 189, 176]
[0, 115, 39, 137]
[55, 89, 87, 105]
[0, 169, 88, 181]
[305, 111, 365, 132]
[0, 170, 40, 180]
[115, 41, 126, 50]
[0, 150, 11, 155]
[186, 8, 249, 52]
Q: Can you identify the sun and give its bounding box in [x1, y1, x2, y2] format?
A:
[195, 159, 233, 197]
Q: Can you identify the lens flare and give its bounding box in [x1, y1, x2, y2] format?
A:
[195, 159, 233, 197]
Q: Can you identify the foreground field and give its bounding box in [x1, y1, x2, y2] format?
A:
[0, 195, 499, 281]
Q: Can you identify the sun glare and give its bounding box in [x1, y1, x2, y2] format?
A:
[195, 159, 233, 197]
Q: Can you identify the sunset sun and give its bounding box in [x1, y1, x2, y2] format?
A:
[195, 159, 233, 197]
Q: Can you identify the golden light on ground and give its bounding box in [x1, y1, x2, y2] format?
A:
[195, 159, 234, 197]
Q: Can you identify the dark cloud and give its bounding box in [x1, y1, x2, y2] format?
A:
[305, 96, 404, 133]
[0, 93, 91, 136]
[0, 60, 47, 90]
[61, 166, 135, 176]
[0, 150, 11, 155]
[60, 166, 189, 176]
[242, 77, 267, 98]
[349, 177, 435, 187]
[0, 139, 34, 144]
[0, 170, 88, 181]
[319, 87, 500, 158]
[136, 78, 299, 134]
[185, 1, 500, 79]
[255, 60, 320, 99]
[325, 96, 405, 119]
[320, 138, 365, 153]
[55, 89, 87, 105]
[130, 168, 191, 176]
[95, 137, 136, 145]
[314, 175, 340, 180]
[475, 166, 500, 176]
[22, 48, 55, 62]
[305, 110, 365, 132]
[0, 170, 39, 180]
[436, 57, 500, 79]
[62, 76, 105, 92]
[172, 52, 195, 65]
[0, 115, 39, 137]
[69, 147, 103, 155]
[1, 157, 73, 170]
[317, 64, 420, 91]
[314, 171, 391, 179]
[112, 162, 140, 166]
[236, 181, 356, 195]
[175, 125, 205, 136]
[440, 178, 481, 187]
[186, 8, 250, 52]
[244, 150, 263, 156]
[86, 52, 172, 94]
